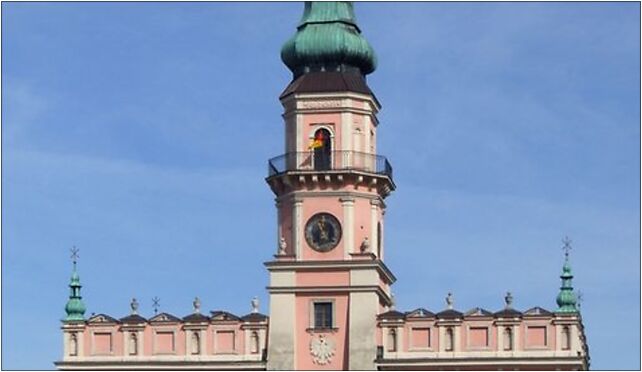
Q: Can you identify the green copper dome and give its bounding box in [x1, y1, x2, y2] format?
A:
[281, 2, 377, 78]
[65, 262, 86, 322]
[556, 256, 578, 313]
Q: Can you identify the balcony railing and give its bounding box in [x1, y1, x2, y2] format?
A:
[267, 151, 393, 179]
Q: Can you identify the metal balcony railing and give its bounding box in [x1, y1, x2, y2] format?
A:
[267, 151, 393, 179]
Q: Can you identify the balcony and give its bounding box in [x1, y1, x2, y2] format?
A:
[267, 151, 393, 180]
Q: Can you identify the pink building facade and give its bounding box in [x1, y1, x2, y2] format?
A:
[56, 2, 589, 370]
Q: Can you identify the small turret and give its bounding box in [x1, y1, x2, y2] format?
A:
[556, 237, 578, 313]
[64, 247, 86, 322]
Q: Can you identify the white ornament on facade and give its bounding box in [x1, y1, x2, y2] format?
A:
[360, 236, 370, 253]
[310, 334, 335, 365]
[278, 236, 287, 255]
[193, 297, 201, 313]
[251, 297, 260, 313]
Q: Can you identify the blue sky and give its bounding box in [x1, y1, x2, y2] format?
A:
[2, 2, 639, 370]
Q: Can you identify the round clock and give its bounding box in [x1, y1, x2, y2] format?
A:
[305, 213, 342, 252]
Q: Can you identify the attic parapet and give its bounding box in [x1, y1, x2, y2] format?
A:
[375, 306, 588, 369]
[56, 311, 269, 369]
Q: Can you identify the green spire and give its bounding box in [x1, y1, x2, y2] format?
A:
[64, 247, 86, 322]
[556, 237, 578, 313]
[281, 2, 377, 78]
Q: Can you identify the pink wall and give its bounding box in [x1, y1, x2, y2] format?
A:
[297, 270, 350, 287]
[295, 293, 348, 370]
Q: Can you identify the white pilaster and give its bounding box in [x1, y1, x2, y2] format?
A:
[370, 199, 379, 255]
[292, 199, 303, 260]
[266, 293, 296, 370]
[341, 197, 355, 258]
[341, 110, 352, 152]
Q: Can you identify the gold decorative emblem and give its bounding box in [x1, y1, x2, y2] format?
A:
[310, 334, 335, 365]
[305, 213, 342, 252]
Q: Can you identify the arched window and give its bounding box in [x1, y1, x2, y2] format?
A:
[69, 333, 78, 356]
[251, 331, 260, 354]
[129, 332, 138, 355]
[445, 328, 454, 351]
[387, 329, 397, 352]
[503, 327, 513, 351]
[312, 128, 332, 171]
[191, 332, 201, 355]
[561, 326, 571, 350]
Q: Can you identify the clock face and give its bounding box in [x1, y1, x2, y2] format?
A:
[305, 213, 342, 252]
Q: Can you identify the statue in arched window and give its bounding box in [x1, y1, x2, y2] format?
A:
[445, 327, 454, 351]
[251, 331, 260, 354]
[191, 331, 201, 355]
[69, 333, 78, 356]
[503, 327, 513, 351]
[129, 332, 138, 355]
[561, 326, 571, 350]
[387, 329, 397, 352]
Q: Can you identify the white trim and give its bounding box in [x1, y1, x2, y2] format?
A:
[292, 199, 303, 260]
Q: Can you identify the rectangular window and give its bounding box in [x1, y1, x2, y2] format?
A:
[314, 302, 333, 329]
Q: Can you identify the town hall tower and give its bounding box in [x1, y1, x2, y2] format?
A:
[265, 2, 395, 369]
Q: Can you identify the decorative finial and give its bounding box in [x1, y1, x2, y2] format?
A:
[390, 293, 396, 311]
[251, 296, 259, 314]
[193, 297, 201, 314]
[504, 292, 513, 309]
[278, 236, 287, 255]
[130, 298, 139, 315]
[360, 237, 370, 253]
[70, 246, 80, 265]
[446, 292, 454, 310]
[562, 236, 572, 260]
[64, 247, 86, 322]
[152, 296, 160, 314]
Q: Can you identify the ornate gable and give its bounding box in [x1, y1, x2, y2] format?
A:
[405, 308, 435, 318]
[210, 311, 241, 322]
[149, 312, 181, 323]
[524, 306, 552, 316]
[464, 307, 493, 317]
[88, 313, 118, 324]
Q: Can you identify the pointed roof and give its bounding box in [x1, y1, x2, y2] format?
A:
[436, 309, 463, 319]
[377, 310, 406, 320]
[183, 312, 211, 323]
[241, 312, 269, 322]
[281, 2, 377, 78]
[494, 308, 523, 318]
[120, 314, 147, 324]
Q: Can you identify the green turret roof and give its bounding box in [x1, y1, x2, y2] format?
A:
[281, 2, 377, 78]
[65, 260, 86, 322]
[556, 242, 578, 313]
